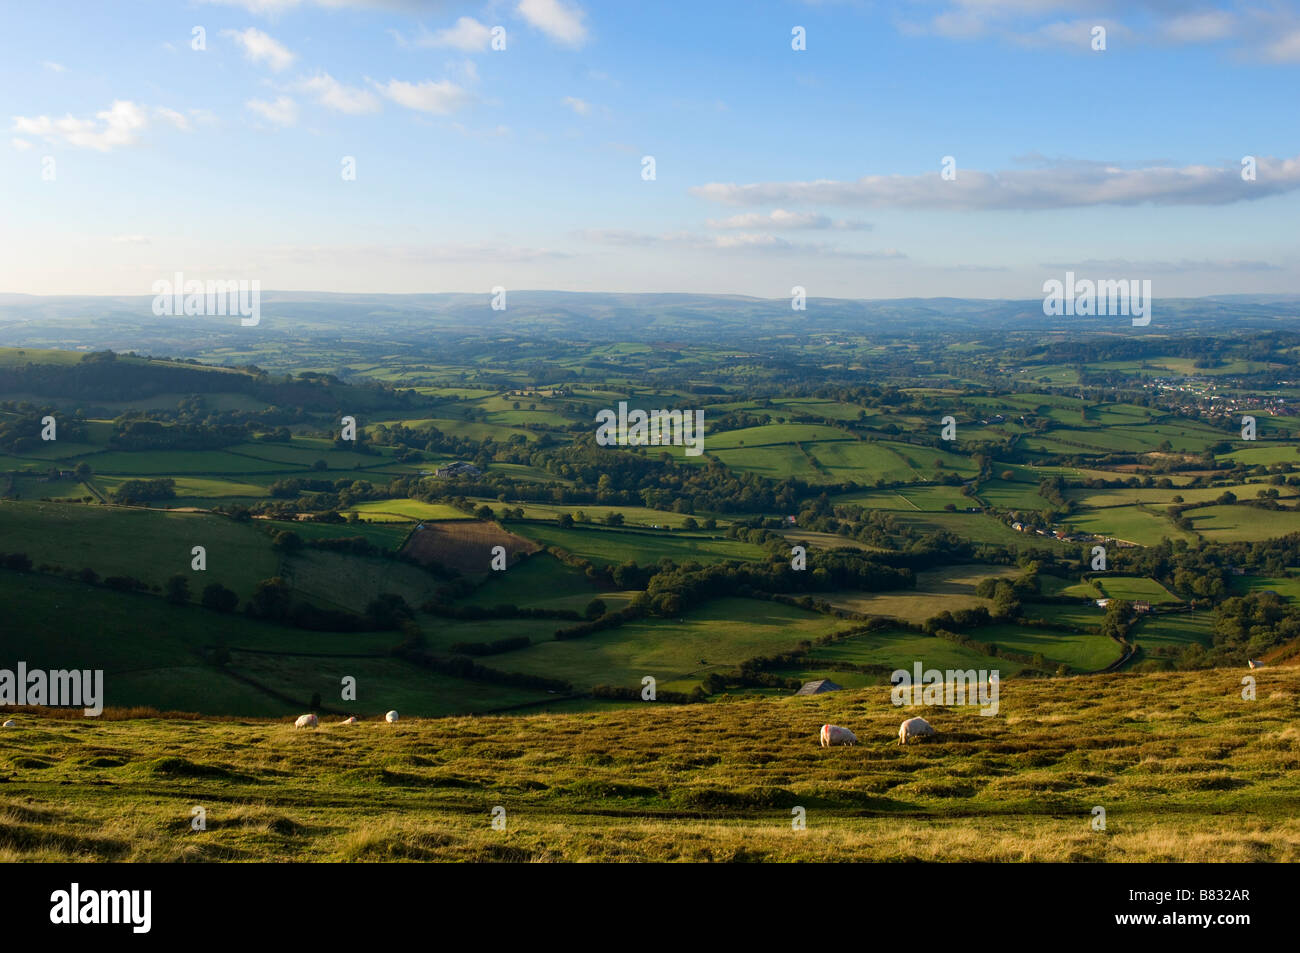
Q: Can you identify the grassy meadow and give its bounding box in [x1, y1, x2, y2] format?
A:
[0, 667, 1296, 862]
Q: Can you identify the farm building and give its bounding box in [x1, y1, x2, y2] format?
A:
[434, 461, 482, 478]
[795, 679, 842, 696]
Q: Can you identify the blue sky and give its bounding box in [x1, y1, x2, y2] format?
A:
[2, 0, 1299, 298]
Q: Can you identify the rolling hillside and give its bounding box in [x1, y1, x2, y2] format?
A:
[0, 666, 1296, 862]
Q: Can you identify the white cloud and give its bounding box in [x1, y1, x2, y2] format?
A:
[575, 228, 903, 259]
[1162, 11, 1235, 43]
[203, 0, 306, 12]
[204, 0, 440, 12]
[246, 95, 299, 125]
[266, 241, 572, 263]
[297, 73, 382, 114]
[562, 96, 591, 115]
[1263, 28, 1300, 62]
[42, 61, 65, 72]
[154, 107, 191, 131]
[375, 78, 472, 114]
[517, 0, 588, 47]
[706, 209, 871, 230]
[111, 234, 152, 244]
[1041, 257, 1281, 273]
[223, 27, 296, 71]
[11, 138, 33, 151]
[691, 155, 1300, 210]
[425, 16, 493, 51]
[12, 100, 150, 151]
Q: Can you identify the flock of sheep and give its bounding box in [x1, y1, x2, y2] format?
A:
[293, 710, 398, 728]
[820, 716, 936, 747]
[289, 712, 933, 745]
[5, 711, 933, 744]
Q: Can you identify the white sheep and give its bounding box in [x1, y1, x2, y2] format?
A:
[1, 719, 15, 728]
[1248, 659, 1265, 669]
[294, 713, 319, 729]
[339, 715, 358, 724]
[819, 724, 857, 747]
[898, 716, 935, 745]
[384, 710, 399, 723]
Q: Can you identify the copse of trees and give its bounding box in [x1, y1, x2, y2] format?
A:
[112, 478, 176, 504]
[0, 410, 87, 453]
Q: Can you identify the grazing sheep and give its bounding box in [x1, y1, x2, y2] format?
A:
[819, 724, 857, 747]
[898, 716, 935, 745]
[294, 713, 319, 729]
[1, 719, 15, 728]
[339, 716, 358, 724]
[1248, 659, 1265, 670]
[384, 710, 399, 723]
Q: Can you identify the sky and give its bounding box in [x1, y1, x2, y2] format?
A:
[1, 0, 1299, 300]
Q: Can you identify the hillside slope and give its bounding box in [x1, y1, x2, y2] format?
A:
[1, 667, 1297, 862]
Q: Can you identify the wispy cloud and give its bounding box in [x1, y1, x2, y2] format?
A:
[153, 107, 192, 131]
[575, 228, 904, 259]
[692, 155, 1300, 210]
[706, 210, 872, 230]
[419, 16, 493, 51]
[517, 0, 588, 48]
[562, 96, 591, 115]
[1041, 257, 1282, 273]
[296, 73, 382, 114]
[374, 78, 472, 114]
[265, 241, 573, 263]
[12, 100, 159, 151]
[246, 95, 299, 125]
[223, 27, 296, 71]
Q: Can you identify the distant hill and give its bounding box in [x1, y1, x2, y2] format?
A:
[2, 290, 1298, 359]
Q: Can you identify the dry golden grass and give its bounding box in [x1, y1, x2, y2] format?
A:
[0, 666, 1296, 861]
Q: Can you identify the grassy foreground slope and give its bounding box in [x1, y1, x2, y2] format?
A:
[1, 667, 1297, 862]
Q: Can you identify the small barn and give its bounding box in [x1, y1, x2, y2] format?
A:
[795, 679, 842, 696]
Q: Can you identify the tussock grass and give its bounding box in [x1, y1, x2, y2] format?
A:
[0, 667, 1296, 861]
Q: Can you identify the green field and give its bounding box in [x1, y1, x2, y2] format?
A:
[1065, 507, 1194, 546]
[515, 523, 765, 566]
[0, 500, 279, 597]
[494, 597, 852, 693]
[1095, 576, 1181, 605]
[1130, 612, 1215, 651]
[1189, 505, 1300, 542]
[345, 499, 470, 522]
[975, 623, 1123, 672]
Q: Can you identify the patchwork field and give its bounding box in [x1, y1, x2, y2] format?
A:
[401, 520, 540, 574]
[824, 564, 1020, 623]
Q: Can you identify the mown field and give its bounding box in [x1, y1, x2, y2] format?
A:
[0, 667, 1296, 861]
